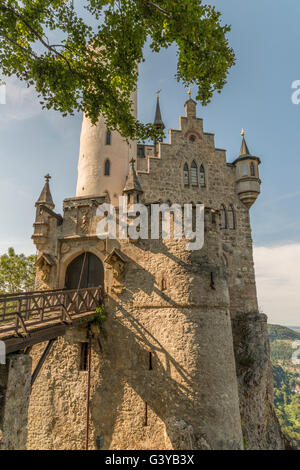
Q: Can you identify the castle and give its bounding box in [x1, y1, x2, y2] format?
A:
[2, 91, 285, 450]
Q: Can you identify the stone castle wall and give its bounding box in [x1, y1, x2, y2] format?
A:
[27, 208, 243, 450]
[24, 100, 284, 450]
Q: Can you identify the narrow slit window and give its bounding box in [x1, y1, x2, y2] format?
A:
[191, 161, 198, 186]
[104, 159, 110, 176]
[228, 205, 236, 229]
[144, 402, 148, 426]
[210, 272, 215, 290]
[200, 165, 206, 187]
[184, 163, 189, 186]
[250, 162, 255, 176]
[220, 204, 227, 229]
[149, 352, 153, 370]
[106, 130, 111, 145]
[80, 342, 89, 371]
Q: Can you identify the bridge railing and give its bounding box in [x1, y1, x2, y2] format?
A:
[0, 286, 103, 336]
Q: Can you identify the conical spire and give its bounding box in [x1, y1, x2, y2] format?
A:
[240, 129, 250, 156]
[154, 94, 165, 130]
[123, 159, 143, 194]
[36, 174, 54, 208]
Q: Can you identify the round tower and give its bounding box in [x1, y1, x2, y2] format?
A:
[76, 91, 137, 205]
[233, 129, 261, 208]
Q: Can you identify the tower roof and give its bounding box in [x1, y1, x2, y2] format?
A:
[36, 174, 54, 208]
[154, 96, 165, 130]
[232, 130, 261, 165]
[123, 159, 143, 194]
[240, 129, 250, 156]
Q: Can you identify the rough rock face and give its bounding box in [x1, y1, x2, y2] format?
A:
[232, 313, 285, 450]
[0, 354, 32, 450]
[164, 417, 211, 450]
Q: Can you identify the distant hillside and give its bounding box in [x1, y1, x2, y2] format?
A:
[268, 324, 300, 448]
[268, 325, 300, 363]
[268, 324, 300, 342]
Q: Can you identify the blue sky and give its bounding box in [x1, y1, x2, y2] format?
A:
[0, 1, 299, 324]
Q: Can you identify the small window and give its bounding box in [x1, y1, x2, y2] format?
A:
[191, 161, 198, 186]
[80, 342, 89, 371]
[200, 164, 206, 187]
[184, 163, 189, 186]
[228, 205, 235, 229]
[137, 145, 145, 157]
[106, 130, 111, 145]
[149, 352, 153, 370]
[220, 204, 227, 229]
[242, 162, 248, 176]
[250, 162, 255, 176]
[104, 159, 110, 176]
[189, 135, 196, 143]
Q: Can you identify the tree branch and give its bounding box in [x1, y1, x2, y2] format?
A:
[143, 0, 174, 19]
[0, 2, 73, 71]
[0, 30, 38, 59]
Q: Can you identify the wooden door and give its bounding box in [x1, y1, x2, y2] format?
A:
[65, 253, 104, 289]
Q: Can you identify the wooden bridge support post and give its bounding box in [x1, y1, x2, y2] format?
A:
[0, 353, 32, 450]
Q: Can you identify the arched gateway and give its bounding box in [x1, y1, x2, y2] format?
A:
[65, 252, 104, 290]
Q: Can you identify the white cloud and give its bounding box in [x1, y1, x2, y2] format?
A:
[253, 244, 300, 326]
[0, 79, 41, 123]
[0, 238, 36, 256]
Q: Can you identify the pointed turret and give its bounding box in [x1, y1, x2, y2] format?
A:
[233, 130, 261, 208]
[240, 129, 250, 156]
[123, 159, 143, 204]
[153, 93, 165, 147]
[36, 174, 55, 209]
[154, 95, 165, 131]
[32, 174, 58, 251]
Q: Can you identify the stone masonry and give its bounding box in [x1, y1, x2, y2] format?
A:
[20, 95, 285, 450]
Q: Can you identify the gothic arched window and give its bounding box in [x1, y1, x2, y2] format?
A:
[106, 130, 111, 145]
[220, 204, 227, 229]
[191, 161, 198, 186]
[184, 163, 189, 186]
[104, 159, 110, 176]
[228, 205, 235, 229]
[250, 162, 255, 176]
[200, 164, 206, 187]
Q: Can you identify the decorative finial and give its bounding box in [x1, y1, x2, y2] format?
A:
[156, 89, 161, 99]
[45, 173, 51, 183]
[188, 85, 194, 98]
[241, 128, 245, 137]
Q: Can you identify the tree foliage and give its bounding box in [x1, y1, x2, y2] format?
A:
[0, 0, 235, 140]
[0, 247, 36, 293]
[273, 364, 300, 448]
[269, 325, 300, 448]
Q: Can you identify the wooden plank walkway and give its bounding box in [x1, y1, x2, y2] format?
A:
[0, 286, 102, 353]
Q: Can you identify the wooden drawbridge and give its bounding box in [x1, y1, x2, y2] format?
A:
[0, 286, 102, 354]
